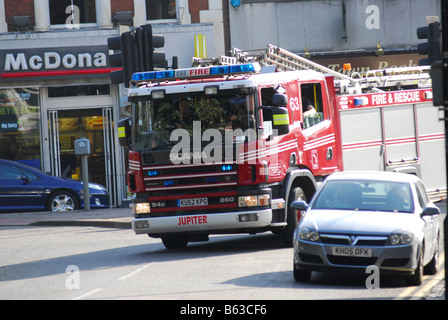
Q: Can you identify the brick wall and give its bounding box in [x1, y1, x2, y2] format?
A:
[189, 0, 208, 23]
[111, 0, 134, 16]
[4, 0, 34, 32]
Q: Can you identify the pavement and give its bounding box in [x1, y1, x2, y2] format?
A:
[0, 207, 133, 229]
[0, 206, 445, 300]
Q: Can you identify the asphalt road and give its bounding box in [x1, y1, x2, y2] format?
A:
[0, 201, 445, 301]
[0, 223, 444, 301]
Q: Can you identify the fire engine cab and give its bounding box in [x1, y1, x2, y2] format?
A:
[119, 45, 446, 249]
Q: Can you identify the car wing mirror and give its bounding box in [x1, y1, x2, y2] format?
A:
[421, 205, 440, 217]
[291, 200, 308, 211]
[21, 175, 30, 183]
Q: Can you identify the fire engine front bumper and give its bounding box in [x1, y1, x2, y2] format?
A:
[132, 209, 272, 235]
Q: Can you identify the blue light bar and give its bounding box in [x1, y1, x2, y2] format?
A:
[156, 70, 175, 79]
[210, 66, 230, 75]
[131, 62, 261, 84]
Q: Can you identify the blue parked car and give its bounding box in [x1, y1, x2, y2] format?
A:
[0, 159, 109, 212]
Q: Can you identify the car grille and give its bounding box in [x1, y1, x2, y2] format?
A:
[320, 234, 388, 246]
[327, 256, 377, 266]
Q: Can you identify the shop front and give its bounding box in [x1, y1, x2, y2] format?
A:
[0, 33, 127, 207]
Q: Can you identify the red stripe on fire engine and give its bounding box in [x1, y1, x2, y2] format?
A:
[419, 133, 445, 142]
[343, 140, 383, 151]
[148, 191, 236, 201]
[150, 203, 237, 213]
[144, 171, 237, 181]
[145, 182, 237, 191]
[385, 137, 416, 145]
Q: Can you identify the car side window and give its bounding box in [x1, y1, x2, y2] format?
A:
[415, 181, 429, 208]
[22, 169, 38, 181]
[0, 163, 22, 180]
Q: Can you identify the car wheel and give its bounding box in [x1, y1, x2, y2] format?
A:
[424, 236, 439, 275]
[405, 246, 423, 286]
[293, 263, 311, 282]
[46, 190, 79, 212]
[162, 235, 188, 250]
[282, 187, 306, 247]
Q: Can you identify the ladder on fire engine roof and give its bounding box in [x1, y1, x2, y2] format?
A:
[229, 44, 432, 93]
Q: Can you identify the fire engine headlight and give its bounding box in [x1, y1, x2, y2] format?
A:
[238, 194, 270, 207]
[151, 90, 165, 99]
[134, 202, 151, 214]
[204, 86, 219, 95]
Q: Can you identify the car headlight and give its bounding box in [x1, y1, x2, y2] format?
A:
[389, 233, 413, 245]
[238, 194, 270, 207]
[88, 182, 107, 191]
[299, 227, 320, 242]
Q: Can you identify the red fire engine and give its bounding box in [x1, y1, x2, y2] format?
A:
[119, 45, 446, 249]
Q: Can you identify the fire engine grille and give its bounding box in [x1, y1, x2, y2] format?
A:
[142, 163, 238, 193]
[141, 163, 238, 217]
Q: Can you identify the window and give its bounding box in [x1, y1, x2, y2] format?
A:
[48, 85, 110, 98]
[49, 0, 97, 26]
[0, 163, 38, 181]
[146, 0, 177, 21]
[415, 181, 429, 208]
[0, 88, 41, 169]
[313, 180, 414, 213]
[0, 163, 21, 180]
[301, 83, 324, 129]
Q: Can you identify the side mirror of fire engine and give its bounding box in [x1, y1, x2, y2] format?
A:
[272, 93, 288, 107]
[271, 106, 290, 136]
[118, 117, 131, 148]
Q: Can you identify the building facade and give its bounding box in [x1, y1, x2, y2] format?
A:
[0, 0, 441, 207]
[228, 0, 441, 74]
[0, 0, 227, 207]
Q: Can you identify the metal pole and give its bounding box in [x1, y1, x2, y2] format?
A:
[441, 0, 448, 300]
[81, 154, 90, 211]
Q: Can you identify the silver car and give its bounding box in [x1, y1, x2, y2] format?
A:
[292, 171, 440, 286]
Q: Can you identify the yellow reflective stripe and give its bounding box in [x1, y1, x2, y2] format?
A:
[273, 114, 289, 125]
[118, 126, 126, 138]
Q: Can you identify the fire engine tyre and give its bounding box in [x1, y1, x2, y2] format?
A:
[161, 235, 189, 250]
[282, 187, 306, 247]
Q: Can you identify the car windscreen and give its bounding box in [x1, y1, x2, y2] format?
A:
[312, 180, 414, 213]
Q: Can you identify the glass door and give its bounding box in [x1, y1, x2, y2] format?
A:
[47, 107, 116, 206]
[48, 110, 61, 176]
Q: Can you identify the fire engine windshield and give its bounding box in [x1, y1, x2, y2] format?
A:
[132, 90, 256, 151]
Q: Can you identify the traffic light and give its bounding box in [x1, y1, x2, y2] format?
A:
[140, 24, 166, 71]
[417, 22, 441, 66]
[107, 32, 135, 87]
[107, 25, 166, 86]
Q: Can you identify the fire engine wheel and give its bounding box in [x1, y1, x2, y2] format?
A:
[161, 235, 189, 250]
[282, 187, 306, 247]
